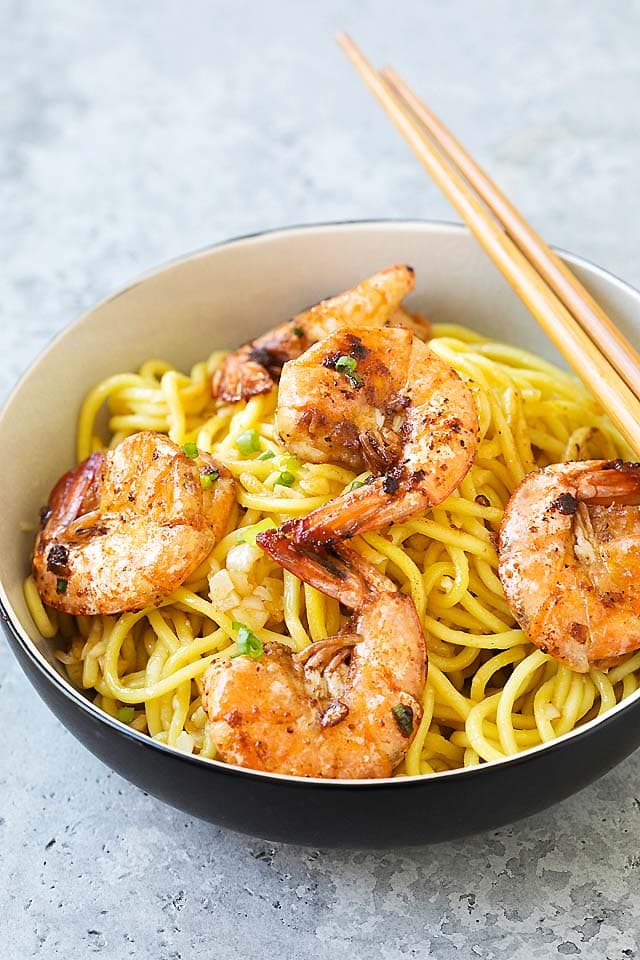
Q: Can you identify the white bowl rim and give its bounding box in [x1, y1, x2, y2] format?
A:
[3, 216, 640, 788]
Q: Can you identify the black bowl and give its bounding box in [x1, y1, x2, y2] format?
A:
[3, 220, 640, 848]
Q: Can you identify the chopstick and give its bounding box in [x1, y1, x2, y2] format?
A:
[382, 66, 640, 398]
[337, 33, 640, 454]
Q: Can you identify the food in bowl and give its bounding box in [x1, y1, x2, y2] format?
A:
[23, 263, 640, 779]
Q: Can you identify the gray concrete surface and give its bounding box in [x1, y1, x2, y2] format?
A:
[2, 1, 640, 956]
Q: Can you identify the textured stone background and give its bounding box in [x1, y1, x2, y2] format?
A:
[2, 1, 640, 956]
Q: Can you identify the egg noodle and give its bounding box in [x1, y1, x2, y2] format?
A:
[24, 324, 640, 775]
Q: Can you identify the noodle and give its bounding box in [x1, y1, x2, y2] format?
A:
[23, 323, 638, 773]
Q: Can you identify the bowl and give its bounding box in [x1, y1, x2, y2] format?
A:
[3, 219, 640, 849]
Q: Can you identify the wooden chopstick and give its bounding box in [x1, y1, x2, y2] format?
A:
[337, 33, 640, 454]
[382, 66, 640, 398]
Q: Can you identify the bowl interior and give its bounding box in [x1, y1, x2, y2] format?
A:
[3, 220, 640, 729]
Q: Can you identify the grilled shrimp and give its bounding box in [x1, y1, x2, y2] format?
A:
[275, 325, 478, 542]
[499, 460, 640, 672]
[212, 264, 429, 403]
[33, 431, 235, 616]
[202, 535, 426, 778]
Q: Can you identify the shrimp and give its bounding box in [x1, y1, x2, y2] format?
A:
[275, 325, 478, 542]
[202, 535, 427, 778]
[212, 264, 430, 403]
[498, 459, 640, 672]
[33, 431, 235, 616]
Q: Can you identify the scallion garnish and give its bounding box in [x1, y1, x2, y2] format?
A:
[200, 470, 219, 490]
[347, 472, 371, 493]
[275, 471, 295, 487]
[392, 703, 414, 738]
[236, 518, 277, 546]
[235, 429, 261, 456]
[117, 706, 135, 723]
[181, 441, 199, 459]
[257, 449, 276, 461]
[230, 621, 263, 660]
[334, 354, 363, 388]
[335, 355, 357, 375]
[292, 325, 304, 337]
[56, 578, 68, 595]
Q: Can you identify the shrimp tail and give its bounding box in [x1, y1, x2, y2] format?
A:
[257, 527, 366, 608]
[211, 355, 275, 403]
[44, 451, 105, 536]
[575, 460, 640, 505]
[265, 468, 433, 545]
[257, 526, 398, 608]
[213, 264, 417, 403]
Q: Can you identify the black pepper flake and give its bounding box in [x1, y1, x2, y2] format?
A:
[322, 351, 342, 370]
[348, 338, 368, 360]
[47, 544, 70, 576]
[569, 622, 587, 643]
[603, 458, 640, 471]
[56, 578, 68, 595]
[551, 493, 579, 515]
[392, 703, 414, 738]
[383, 469, 402, 495]
[320, 700, 349, 728]
[248, 346, 275, 368]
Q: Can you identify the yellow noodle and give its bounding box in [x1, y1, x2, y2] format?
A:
[24, 575, 58, 638]
[25, 323, 637, 774]
[495, 650, 550, 754]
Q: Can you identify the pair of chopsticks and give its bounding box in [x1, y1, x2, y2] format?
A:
[337, 34, 640, 455]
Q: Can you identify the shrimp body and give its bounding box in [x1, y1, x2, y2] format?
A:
[212, 264, 429, 403]
[202, 536, 426, 778]
[276, 325, 478, 541]
[499, 460, 640, 672]
[33, 431, 235, 615]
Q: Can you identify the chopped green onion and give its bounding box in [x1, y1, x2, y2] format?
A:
[257, 449, 276, 461]
[335, 355, 357, 375]
[56, 578, 68, 595]
[334, 355, 363, 388]
[200, 470, 219, 490]
[181, 441, 199, 459]
[392, 703, 414, 738]
[117, 706, 135, 723]
[348, 472, 372, 492]
[275, 471, 296, 487]
[292, 325, 304, 337]
[236, 518, 277, 546]
[230, 622, 263, 660]
[235, 428, 261, 456]
[284, 455, 300, 473]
